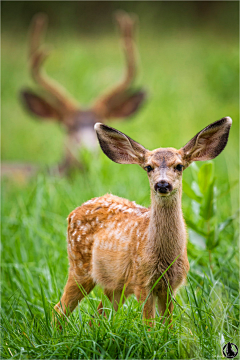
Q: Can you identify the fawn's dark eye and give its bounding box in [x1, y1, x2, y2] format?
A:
[175, 164, 184, 172]
[145, 165, 153, 173]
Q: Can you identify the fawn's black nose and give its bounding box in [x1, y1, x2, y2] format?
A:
[154, 181, 173, 194]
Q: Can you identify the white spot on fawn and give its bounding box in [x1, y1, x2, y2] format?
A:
[85, 223, 91, 231]
[84, 198, 98, 206]
[124, 208, 133, 214]
[80, 225, 87, 235]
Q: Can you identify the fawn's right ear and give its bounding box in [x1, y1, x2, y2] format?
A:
[20, 90, 61, 120]
[94, 123, 147, 164]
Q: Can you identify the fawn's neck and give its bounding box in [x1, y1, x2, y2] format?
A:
[147, 187, 186, 262]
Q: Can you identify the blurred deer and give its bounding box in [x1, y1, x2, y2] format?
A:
[20, 12, 146, 174]
[54, 116, 232, 327]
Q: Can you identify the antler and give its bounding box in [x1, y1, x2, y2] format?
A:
[93, 11, 144, 118]
[115, 11, 137, 89]
[28, 13, 79, 114]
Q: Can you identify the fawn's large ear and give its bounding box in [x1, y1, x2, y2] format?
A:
[20, 90, 61, 120]
[105, 90, 146, 119]
[94, 123, 147, 164]
[181, 117, 232, 163]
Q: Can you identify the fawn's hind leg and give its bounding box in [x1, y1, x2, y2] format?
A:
[89, 299, 106, 327]
[53, 269, 94, 325]
[104, 290, 124, 312]
[90, 290, 123, 326]
[96, 289, 124, 315]
[97, 290, 124, 315]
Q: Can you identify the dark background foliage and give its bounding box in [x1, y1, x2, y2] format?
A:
[2, 1, 239, 34]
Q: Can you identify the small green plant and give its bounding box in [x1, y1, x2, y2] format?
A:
[183, 161, 237, 268]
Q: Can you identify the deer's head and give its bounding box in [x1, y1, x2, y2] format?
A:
[21, 12, 146, 150]
[95, 117, 232, 199]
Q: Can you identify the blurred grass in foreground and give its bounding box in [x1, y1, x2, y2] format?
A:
[1, 20, 239, 359]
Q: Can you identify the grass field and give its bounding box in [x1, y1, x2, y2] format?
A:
[1, 19, 239, 359]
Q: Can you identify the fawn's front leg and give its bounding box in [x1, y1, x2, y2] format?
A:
[157, 293, 174, 324]
[89, 290, 124, 326]
[135, 287, 156, 327]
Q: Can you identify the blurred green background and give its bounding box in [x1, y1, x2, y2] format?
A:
[1, 2, 239, 358]
[2, 1, 239, 207]
[2, 3, 238, 157]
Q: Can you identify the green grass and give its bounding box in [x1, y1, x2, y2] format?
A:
[1, 22, 239, 359]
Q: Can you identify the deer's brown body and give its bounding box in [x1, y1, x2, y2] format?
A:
[54, 117, 232, 326]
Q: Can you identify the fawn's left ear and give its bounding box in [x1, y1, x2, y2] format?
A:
[181, 117, 232, 163]
[94, 123, 147, 164]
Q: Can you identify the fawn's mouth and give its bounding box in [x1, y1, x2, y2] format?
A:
[155, 188, 178, 197]
[153, 189, 170, 196]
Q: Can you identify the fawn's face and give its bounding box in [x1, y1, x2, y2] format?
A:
[143, 148, 184, 197]
[95, 117, 232, 199]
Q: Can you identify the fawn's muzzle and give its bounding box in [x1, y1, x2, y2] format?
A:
[154, 181, 173, 194]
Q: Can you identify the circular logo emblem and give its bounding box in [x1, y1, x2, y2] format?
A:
[223, 342, 238, 359]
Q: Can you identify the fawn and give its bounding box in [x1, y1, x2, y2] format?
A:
[54, 116, 232, 326]
[20, 12, 145, 174]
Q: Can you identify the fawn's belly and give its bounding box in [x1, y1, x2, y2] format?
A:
[91, 231, 132, 290]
